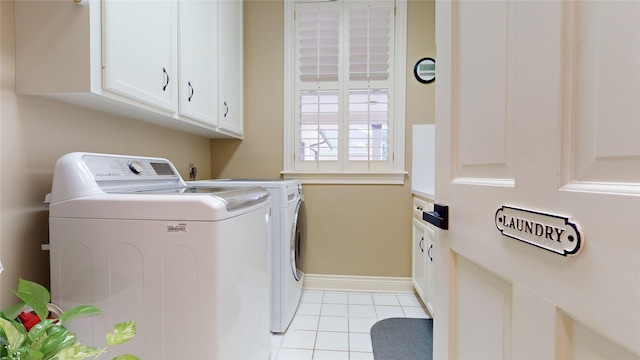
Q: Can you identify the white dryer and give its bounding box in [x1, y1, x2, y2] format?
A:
[47, 152, 272, 359]
[188, 179, 304, 334]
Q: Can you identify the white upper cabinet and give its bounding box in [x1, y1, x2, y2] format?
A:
[103, 1, 178, 112]
[217, 0, 243, 137]
[14, 0, 242, 139]
[178, 0, 218, 126]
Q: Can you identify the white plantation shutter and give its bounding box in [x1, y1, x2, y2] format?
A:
[299, 90, 339, 162]
[349, 5, 391, 82]
[296, 2, 341, 170]
[289, 0, 404, 178]
[347, 2, 393, 167]
[348, 89, 389, 162]
[298, 6, 340, 83]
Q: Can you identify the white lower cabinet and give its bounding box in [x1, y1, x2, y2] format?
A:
[424, 224, 435, 316]
[412, 218, 428, 299]
[14, 0, 242, 139]
[412, 197, 435, 316]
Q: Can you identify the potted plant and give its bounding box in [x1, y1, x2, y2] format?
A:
[0, 278, 138, 360]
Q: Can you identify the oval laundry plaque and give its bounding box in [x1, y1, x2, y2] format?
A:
[495, 206, 583, 256]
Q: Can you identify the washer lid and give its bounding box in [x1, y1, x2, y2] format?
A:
[188, 187, 271, 211]
[187, 179, 302, 206]
[49, 187, 271, 221]
[106, 186, 270, 211]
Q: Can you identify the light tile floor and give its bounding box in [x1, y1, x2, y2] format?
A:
[271, 290, 432, 360]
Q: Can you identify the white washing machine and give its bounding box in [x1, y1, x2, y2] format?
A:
[188, 179, 304, 334]
[47, 152, 272, 359]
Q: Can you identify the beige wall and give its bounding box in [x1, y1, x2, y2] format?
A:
[212, 0, 435, 277]
[0, 1, 211, 306]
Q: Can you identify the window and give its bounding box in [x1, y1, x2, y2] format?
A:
[283, 0, 407, 184]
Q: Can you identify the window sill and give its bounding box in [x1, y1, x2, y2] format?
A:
[280, 171, 407, 185]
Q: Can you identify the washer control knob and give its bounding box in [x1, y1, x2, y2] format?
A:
[128, 161, 144, 175]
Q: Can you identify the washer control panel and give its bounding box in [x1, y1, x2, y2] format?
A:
[83, 154, 180, 181]
[127, 161, 144, 174]
[50, 152, 187, 203]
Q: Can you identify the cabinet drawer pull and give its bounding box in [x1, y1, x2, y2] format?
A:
[427, 244, 433, 261]
[162, 68, 170, 91]
[419, 237, 424, 252]
[224, 101, 229, 117]
[188, 81, 194, 101]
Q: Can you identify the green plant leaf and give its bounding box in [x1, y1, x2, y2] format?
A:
[57, 343, 104, 360]
[111, 355, 140, 360]
[0, 317, 26, 350]
[40, 326, 68, 354]
[1, 302, 27, 321]
[10, 278, 51, 327]
[11, 291, 48, 324]
[45, 324, 67, 337]
[27, 319, 56, 345]
[58, 305, 101, 326]
[10, 346, 44, 360]
[16, 278, 51, 306]
[106, 321, 136, 346]
[42, 333, 76, 360]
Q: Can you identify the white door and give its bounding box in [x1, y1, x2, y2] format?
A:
[434, 1, 640, 359]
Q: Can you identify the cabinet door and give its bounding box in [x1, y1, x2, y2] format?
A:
[424, 225, 435, 316]
[412, 218, 428, 303]
[178, 0, 218, 125]
[218, 0, 243, 136]
[102, 0, 178, 112]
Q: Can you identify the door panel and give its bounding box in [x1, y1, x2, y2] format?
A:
[455, 1, 513, 181]
[570, 1, 640, 186]
[557, 312, 640, 360]
[511, 284, 556, 360]
[435, 1, 640, 358]
[454, 255, 512, 359]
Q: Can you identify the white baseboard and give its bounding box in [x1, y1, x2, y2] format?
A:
[303, 273, 414, 293]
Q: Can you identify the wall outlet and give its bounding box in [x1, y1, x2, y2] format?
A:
[188, 163, 198, 181]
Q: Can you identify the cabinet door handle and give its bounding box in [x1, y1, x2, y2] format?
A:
[427, 244, 433, 261]
[419, 237, 424, 252]
[162, 68, 170, 91]
[188, 81, 194, 101]
[223, 101, 229, 117]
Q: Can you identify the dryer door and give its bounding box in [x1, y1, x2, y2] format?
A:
[290, 199, 303, 281]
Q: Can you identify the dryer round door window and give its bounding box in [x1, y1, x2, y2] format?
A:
[290, 199, 303, 281]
